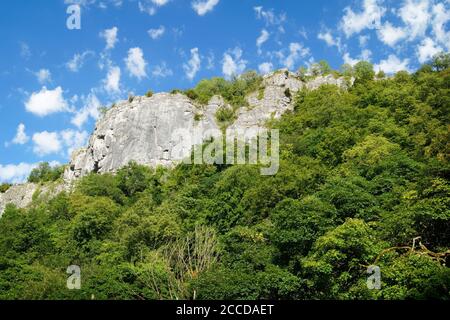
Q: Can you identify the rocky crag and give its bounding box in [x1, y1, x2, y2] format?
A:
[0, 70, 350, 215]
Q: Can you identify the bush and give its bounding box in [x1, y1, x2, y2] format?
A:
[215, 106, 235, 124]
[184, 71, 263, 108]
[145, 90, 153, 98]
[28, 162, 64, 183]
[0, 183, 11, 193]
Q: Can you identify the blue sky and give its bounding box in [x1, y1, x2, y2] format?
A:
[0, 0, 449, 183]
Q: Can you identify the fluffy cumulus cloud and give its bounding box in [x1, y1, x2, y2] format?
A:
[152, 62, 173, 78]
[12, 123, 29, 145]
[60, 129, 89, 157]
[35, 69, 51, 84]
[100, 27, 119, 50]
[377, 22, 407, 47]
[398, 0, 431, 40]
[25, 87, 69, 117]
[256, 29, 270, 54]
[183, 48, 201, 80]
[71, 93, 101, 128]
[282, 42, 310, 70]
[104, 66, 121, 93]
[148, 25, 165, 39]
[125, 47, 147, 79]
[258, 62, 273, 74]
[417, 37, 443, 63]
[137, 0, 170, 16]
[31, 129, 88, 157]
[374, 54, 411, 74]
[254, 6, 286, 26]
[66, 51, 94, 72]
[32, 131, 62, 156]
[340, 0, 385, 37]
[0, 163, 37, 184]
[222, 47, 247, 79]
[432, 2, 450, 50]
[192, 0, 220, 16]
[318, 31, 341, 50]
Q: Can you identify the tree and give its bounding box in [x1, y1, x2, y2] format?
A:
[28, 162, 64, 183]
[431, 52, 450, 71]
[354, 61, 375, 83]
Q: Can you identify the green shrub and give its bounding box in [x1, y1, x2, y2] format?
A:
[215, 106, 235, 124]
[145, 90, 153, 98]
[184, 71, 263, 108]
[0, 183, 11, 193]
[28, 162, 64, 183]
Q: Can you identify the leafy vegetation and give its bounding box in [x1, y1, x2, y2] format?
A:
[27, 162, 65, 184]
[0, 183, 11, 193]
[184, 70, 263, 108]
[0, 56, 449, 300]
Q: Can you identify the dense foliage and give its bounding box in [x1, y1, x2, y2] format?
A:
[0, 58, 449, 300]
[27, 162, 65, 184]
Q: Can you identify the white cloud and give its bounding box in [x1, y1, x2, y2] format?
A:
[254, 6, 286, 26]
[192, 0, 220, 16]
[340, 0, 385, 37]
[183, 48, 201, 80]
[282, 42, 310, 70]
[432, 2, 450, 50]
[100, 27, 119, 50]
[256, 29, 270, 54]
[125, 47, 147, 79]
[148, 25, 165, 39]
[138, 0, 169, 15]
[25, 87, 69, 117]
[398, 0, 431, 40]
[66, 51, 94, 72]
[377, 22, 407, 47]
[374, 54, 411, 74]
[222, 47, 247, 79]
[318, 31, 341, 50]
[31, 129, 88, 157]
[60, 129, 89, 157]
[152, 62, 173, 78]
[343, 53, 360, 66]
[417, 37, 443, 63]
[151, 0, 169, 5]
[359, 35, 370, 47]
[20, 42, 31, 59]
[104, 66, 121, 93]
[343, 49, 372, 66]
[71, 93, 101, 128]
[32, 131, 62, 156]
[35, 69, 51, 84]
[12, 123, 29, 145]
[258, 62, 273, 74]
[0, 163, 37, 184]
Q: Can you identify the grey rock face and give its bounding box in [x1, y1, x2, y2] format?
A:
[0, 70, 351, 216]
[64, 71, 349, 183]
[0, 182, 64, 217]
[64, 93, 221, 182]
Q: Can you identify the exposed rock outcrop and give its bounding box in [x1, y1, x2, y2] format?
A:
[0, 182, 64, 217]
[0, 70, 351, 215]
[64, 70, 307, 182]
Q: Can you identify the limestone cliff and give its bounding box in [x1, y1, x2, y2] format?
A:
[0, 70, 351, 215]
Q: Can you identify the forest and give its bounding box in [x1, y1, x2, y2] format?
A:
[0, 54, 449, 300]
